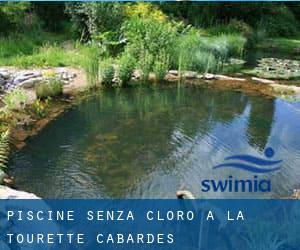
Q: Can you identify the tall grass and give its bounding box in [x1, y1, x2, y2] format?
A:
[0, 31, 71, 66]
[174, 29, 246, 75]
[80, 44, 100, 88]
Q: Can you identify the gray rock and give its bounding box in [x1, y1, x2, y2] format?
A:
[0, 77, 5, 86]
[20, 77, 43, 88]
[252, 77, 275, 84]
[168, 70, 179, 76]
[0, 170, 8, 184]
[0, 185, 40, 199]
[0, 71, 10, 79]
[183, 71, 197, 79]
[204, 73, 216, 80]
[215, 75, 246, 81]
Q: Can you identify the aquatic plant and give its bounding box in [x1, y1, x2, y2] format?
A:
[80, 44, 100, 88]
[99, 60, 115, 86]
[35, 79, 63, 99]
[32, 98, 51, 118]
[0, 130, 10, 170]
[3, 88, 29, 111]
[118, 51, 135, 86]
[153, 50, 170, 81]
[138, 49, 153, 82]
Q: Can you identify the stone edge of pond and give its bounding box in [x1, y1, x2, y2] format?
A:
[0, 185, 40, 199]
[164, 70, 300, 98]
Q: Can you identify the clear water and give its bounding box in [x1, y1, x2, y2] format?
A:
[9, 85, 300, 198]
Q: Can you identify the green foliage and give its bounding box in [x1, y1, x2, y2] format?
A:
[138, 50, 154, 82]
[100, 60, 115, 86]
[80, 44, 100, 88]
[65, 2, 125, 40]
[123, 16, 177, 60]
[0, 32, 76, 67]
[153, 50, 170, 81]
[3, 88, 29, 111]
[209, 19, 254, 39]
[118, 51, 135, 86]
[0, 130, 10, 170]
[32, 98, 51, 118]
[0, 2, 32, 35]
[257, 5, 299, 37]
[35, 80, 63, 99]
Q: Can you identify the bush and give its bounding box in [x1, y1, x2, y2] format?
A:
[257, 6, 299, 37]
[209, 19, 254, 39]
[3, 88, 29, 111]
[35, 79, 63, 99]
[32, 98, 50, 118]
[153, 50, 169, 81]
[118, 52, 135, 86]
[99, 60, 115, 86]
[138, 50, 153, 82]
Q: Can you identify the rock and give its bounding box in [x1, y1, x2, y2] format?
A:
[183, 71, 197, 79]
[197, 74, 203, 79]
[0, 170, 8, 184]
[204, 73, 216, 80]
[13, 71, 42, 85]
[0, 77, 5, 86]
[19, 77, 43, 88]
[168, 70, 179, 76]
[215, 75, 246, 82]
[0, 185, 40, 199]
[252, 77, 276, 84]
[0, 70, 10, 79]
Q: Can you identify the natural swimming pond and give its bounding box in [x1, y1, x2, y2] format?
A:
[9, 85, 300, 198]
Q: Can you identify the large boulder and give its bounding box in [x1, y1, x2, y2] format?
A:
[0, 185, 39, 199]
[19, 77, 44, 88]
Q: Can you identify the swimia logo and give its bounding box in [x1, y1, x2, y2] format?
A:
[201, 147, 282, 193]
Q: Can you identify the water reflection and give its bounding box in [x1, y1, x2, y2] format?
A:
[247, 97, 275, 150]
[9, 85, 300, 198]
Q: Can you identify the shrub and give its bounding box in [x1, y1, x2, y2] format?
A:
[118, 52, 135, 86]
[32, 98, 50, 118]
[256, 5, 299, 38]
[99, 60, 115, 86]
[35, 79, 63, 99]
[153, 50, 170, 81]
[3, 88, 29, 111]
[138, 49, 153, 82]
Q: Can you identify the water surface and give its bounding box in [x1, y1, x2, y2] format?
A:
[10, 85, 300, 198]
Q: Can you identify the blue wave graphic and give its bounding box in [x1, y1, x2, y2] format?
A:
[213, 148, 282, 173]
[213, 163, 281, 173]
[225, 155, 282, 166]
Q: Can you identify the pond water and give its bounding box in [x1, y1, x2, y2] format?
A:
[9, 85, 300, 198]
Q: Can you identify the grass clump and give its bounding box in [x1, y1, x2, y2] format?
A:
[31, 98, 51, 118]
[3, 88, 29, 111]
[118, 51, 135, 86]
[35, 79, 63, 99]
[99, 60, 115, 86]
[153, 50, 169, 81]
[80, 44, 100, 88]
